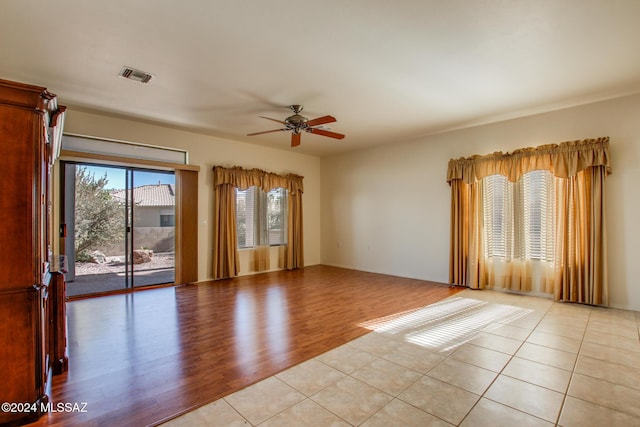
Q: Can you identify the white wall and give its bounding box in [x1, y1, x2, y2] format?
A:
[63, 110, 322, 282]
[321, 93, 640, 311]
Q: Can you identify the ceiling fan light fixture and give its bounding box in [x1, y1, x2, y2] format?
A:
[247, 105, 345, 147]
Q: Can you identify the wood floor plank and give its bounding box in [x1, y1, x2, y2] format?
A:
[27, 265, 461, 426]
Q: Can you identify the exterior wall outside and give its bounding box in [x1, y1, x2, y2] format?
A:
[135, 206, 174, 227]
[135, 227, 174, 252]
[95, 227, 175, 256]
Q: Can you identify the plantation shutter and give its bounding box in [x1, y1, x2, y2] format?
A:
[236, 186, 288, 248]
[255, 189, 269, 246]
[483, 171, 555, 262]
[236, 187, 256, 248]
[523, 170, 555, 261]
[483, 174, 512, 259]
[267, 188, 287, 246]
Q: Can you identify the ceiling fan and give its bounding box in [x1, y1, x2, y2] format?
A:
[247, 105, 345, 147]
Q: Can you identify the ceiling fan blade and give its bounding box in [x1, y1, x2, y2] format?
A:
[305, 115, 336, 127]
[291, 133, 301, 147]
[307, 128, 345, 139]
[259, 116, 287, 125]
[247, 128, 287, 136]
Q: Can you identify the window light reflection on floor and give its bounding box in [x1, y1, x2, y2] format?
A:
[360, 298, 486, 334]
[359, 297, 533, 353]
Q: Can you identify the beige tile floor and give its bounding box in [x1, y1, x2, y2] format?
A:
[161, 289, 640, 426]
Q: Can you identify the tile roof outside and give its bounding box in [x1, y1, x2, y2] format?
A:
[111, 184, 175, 207]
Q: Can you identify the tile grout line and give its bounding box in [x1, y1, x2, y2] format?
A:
[315, 352, 385, 426]
[354, 344, 454, 427]
[360, 296, 573, 425]
[338, 296, 557, 425]
[564, 309, 640, 422]
[553, 305, 590, 427]
[314, 330, 466, 425]
[221, 397, 253, 426]
[355, 300, 639, 425]
[457, 298, 556, 426]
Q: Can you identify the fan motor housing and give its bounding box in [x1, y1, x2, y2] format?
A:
[246, 104, 344, 144]
[284, 114, 309, 129]
[285, 114, 308, 129]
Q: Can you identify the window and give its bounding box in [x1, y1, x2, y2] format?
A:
[160, 214, 175, 227]
[236, 187, 287, 248]
[482, 170, 555, 261]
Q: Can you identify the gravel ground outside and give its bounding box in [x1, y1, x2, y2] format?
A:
[69, 252, 175, 296]
[75, 252, 175, 276]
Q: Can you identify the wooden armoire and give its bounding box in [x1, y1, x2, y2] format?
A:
[0, 79, 67, 426]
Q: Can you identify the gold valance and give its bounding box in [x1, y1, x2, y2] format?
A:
[213, 165, 304, 194]
[447, 137, 611, 184]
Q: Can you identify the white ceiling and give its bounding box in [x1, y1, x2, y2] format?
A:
[2, 1, 640, 157]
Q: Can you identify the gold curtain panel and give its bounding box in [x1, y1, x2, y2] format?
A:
[212, 165, 304, 280]
[447, 137, 610, 184]
[447, 137, 610, 306]
[213, 165, 304, 194]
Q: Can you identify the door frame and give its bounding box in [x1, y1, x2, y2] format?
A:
[58, 148, 199, 293]
[60, 160, 184, 297]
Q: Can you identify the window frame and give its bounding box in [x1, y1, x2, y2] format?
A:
[482, 170, 555, 262]
[236, 186, 287, 249]
[160, 214, 175, 227]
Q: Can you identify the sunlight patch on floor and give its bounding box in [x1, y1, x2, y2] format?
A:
[359, 297, 533, 353]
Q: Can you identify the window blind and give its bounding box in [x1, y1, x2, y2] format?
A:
[236, 186, 287, 248]
[483, 170, 555, 262]
[483, 174, 512, 259]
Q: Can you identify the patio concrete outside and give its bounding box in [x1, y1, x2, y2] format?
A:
[67, 252, 175, 297]
[67, 269, 175, 296]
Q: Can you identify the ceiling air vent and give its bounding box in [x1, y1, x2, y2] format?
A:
[118, 66, 154, 84]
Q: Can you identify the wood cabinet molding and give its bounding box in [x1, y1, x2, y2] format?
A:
[0, 78, 67, 426]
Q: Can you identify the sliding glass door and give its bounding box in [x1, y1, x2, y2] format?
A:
[64, 163, 175, 297]
[130, 169, 176, 288]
